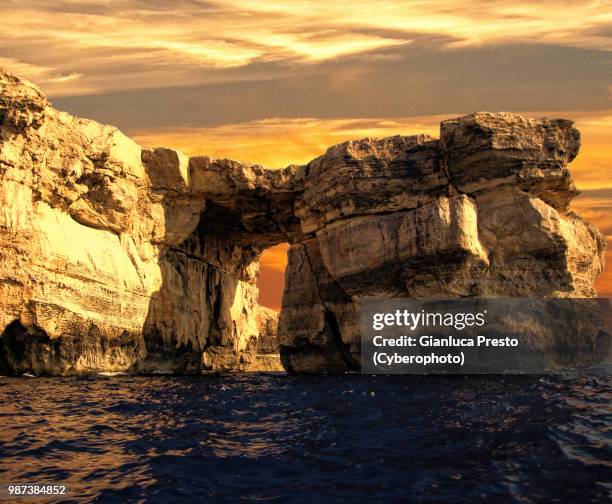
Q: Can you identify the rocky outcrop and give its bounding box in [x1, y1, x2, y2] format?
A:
[256, 306, 280, 355]
[0, 70, 292, 375]
[278, 116, 606, 372]
[0, 69, 606, 375]
[246, 306, 283, 372]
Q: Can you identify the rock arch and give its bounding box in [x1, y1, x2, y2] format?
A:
[0, 69, 606, 374]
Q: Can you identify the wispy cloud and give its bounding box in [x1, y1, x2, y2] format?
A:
[131, 115, 443, 167]
[0, 57, 81, 85]
[1, 0, 610, 95]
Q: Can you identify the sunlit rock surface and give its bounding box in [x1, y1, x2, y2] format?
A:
[0, 70, 283, 375]
[279, 116, 606, 372]
[0, 69, 606, 375]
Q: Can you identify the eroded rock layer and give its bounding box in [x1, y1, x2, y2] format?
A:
[0, 69, 606, 375]
[0, 70, 288, 375]
[278, 117, 606, 372]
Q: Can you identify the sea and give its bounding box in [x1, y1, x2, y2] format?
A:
[0, 370, 610, 503]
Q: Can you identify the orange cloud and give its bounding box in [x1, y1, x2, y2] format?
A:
[131, 116, 443, 168]
[596, 243, 612, 296]
[259, 243, 290, 273]
[566, 113, 612, 190]
[1, 1, 610, 95]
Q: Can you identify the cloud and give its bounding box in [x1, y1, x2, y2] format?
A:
[131, 115, 443, 167]
[259, 243, 290, 273]
[595, 240, 612, 296]
[562, 112, 612, 191]
[0, 57, 81, 85]
[0, 0, 610, 96]
[49, 41, 611, 132]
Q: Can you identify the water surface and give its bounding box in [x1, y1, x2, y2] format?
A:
[1, 371, 610, 503]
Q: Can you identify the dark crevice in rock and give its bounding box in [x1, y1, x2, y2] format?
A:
[324, 309, 358, 372]
[302, 245, 357, 372]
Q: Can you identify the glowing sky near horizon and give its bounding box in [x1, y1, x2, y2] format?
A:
[1, 0, 610, 309]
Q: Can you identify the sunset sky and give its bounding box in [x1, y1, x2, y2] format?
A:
[4, 0, 611, 309]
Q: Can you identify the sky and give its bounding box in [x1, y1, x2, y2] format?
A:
[2, 0, 610, 309]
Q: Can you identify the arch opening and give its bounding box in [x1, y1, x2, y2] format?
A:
[254, 242, 289, 360]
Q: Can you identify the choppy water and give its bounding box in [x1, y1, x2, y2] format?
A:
[0, 371, 611, 503]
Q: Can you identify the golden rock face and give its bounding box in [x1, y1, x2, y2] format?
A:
[0, 69, 275, 375]
[0, 69, 606, 375]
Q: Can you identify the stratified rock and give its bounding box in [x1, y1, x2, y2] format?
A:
[247, 306, 283, 371]
[0, 69, 288, 375]
[440, 112, 580, 209]
[255, 306, 279, 355]
[278, 115, 606, 373]
[0, 69, 606, 375]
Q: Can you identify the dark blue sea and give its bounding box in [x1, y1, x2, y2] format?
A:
[1, 371, 611, 503]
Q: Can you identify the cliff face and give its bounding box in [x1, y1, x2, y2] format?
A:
[279, 116, 606, 372]
[0, 70, 291, 374]
[0, 69, 606, 375]
[255, 307, 280, 355]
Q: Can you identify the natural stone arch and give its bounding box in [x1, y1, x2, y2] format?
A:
[0, 68, 606, 375]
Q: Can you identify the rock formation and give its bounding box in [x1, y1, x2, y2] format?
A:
[247, 306, 283, 371]
[0, 69, 289, 375]
[279, 117, 607, 372]
[0, 68, 607, 375]
[256, 307, 280, 355]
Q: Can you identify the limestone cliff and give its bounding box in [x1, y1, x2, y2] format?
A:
[0, 69, 606, 375]
[256, 307, 280, 355]
[0, 69, 287, 375]
[279, 117, 606, 372]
